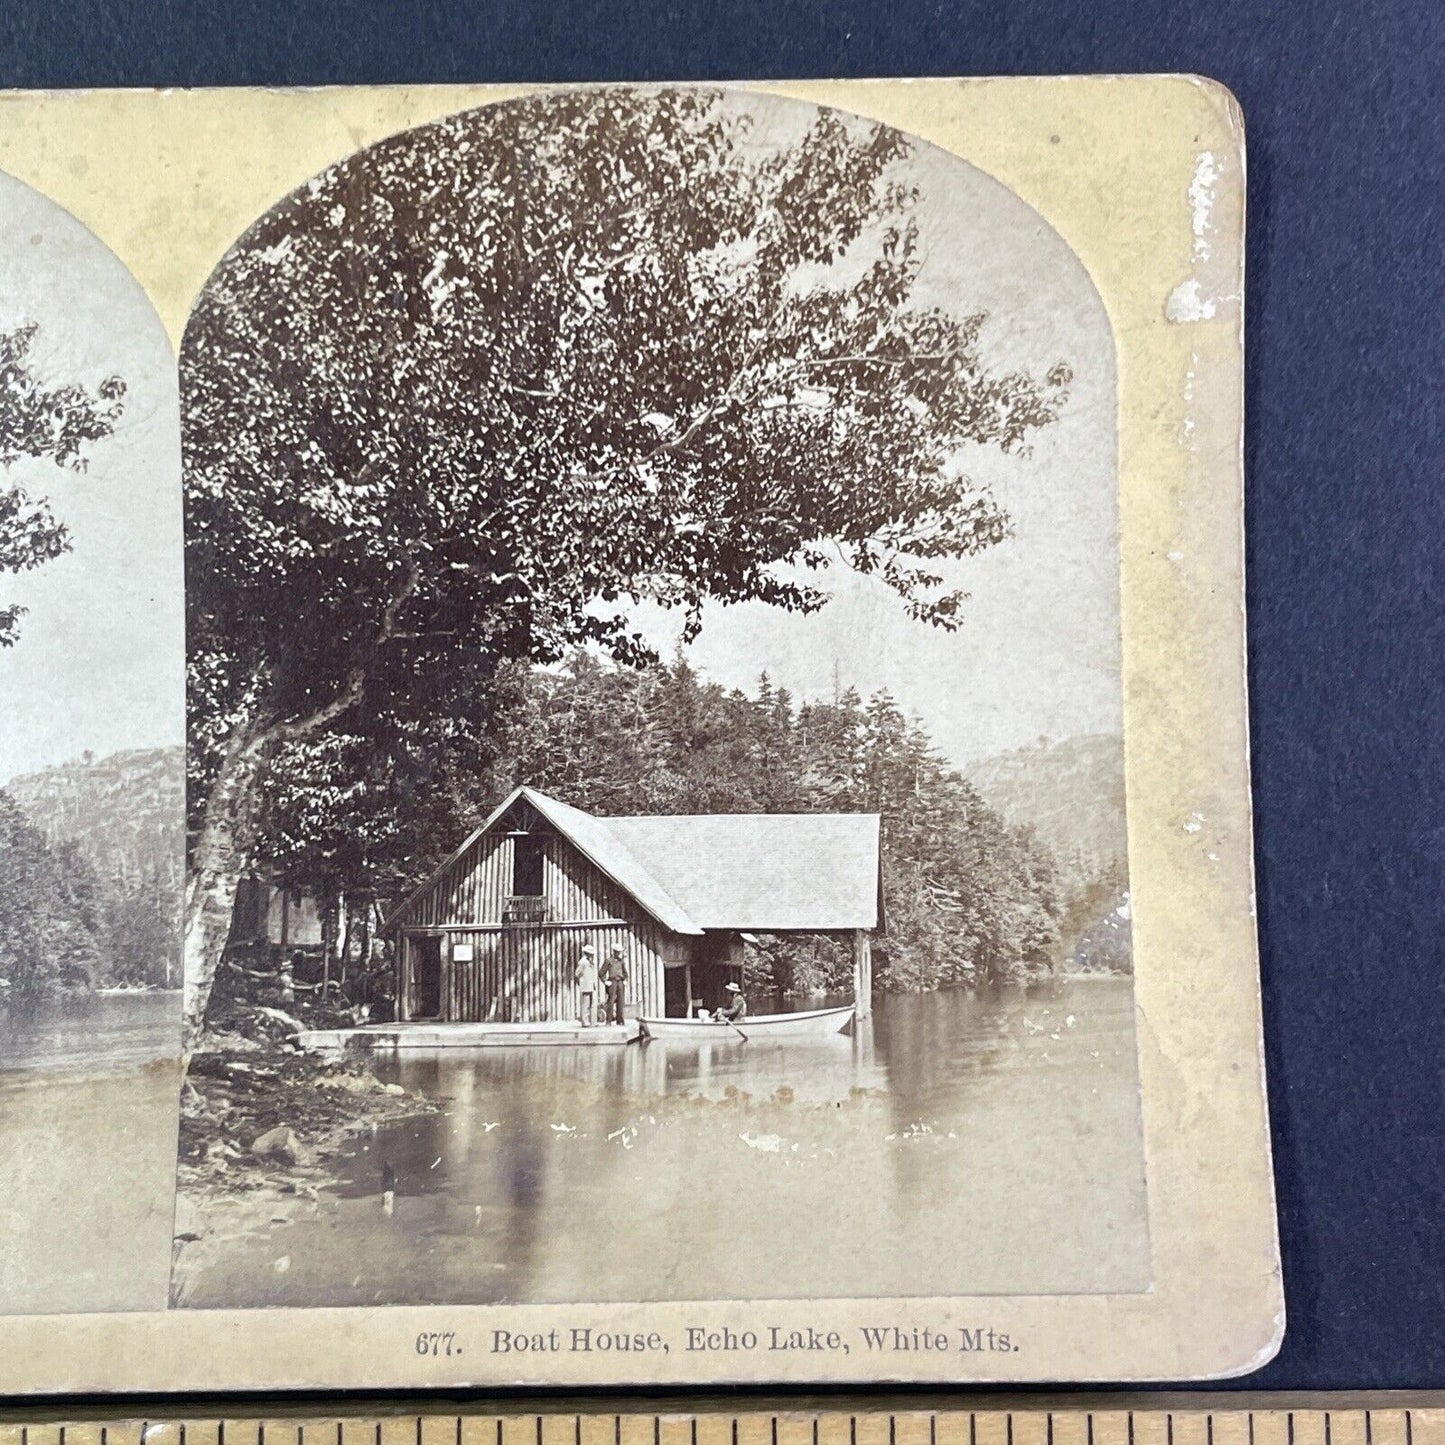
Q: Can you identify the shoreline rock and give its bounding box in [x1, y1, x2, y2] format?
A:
[177, 1030, 439, 1201]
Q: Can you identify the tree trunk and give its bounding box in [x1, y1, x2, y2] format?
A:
[181, 724, 267, 1049]
[338, 894, 352, 991]
[321, 892, 337, 995]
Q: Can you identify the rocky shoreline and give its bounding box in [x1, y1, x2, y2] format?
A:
[176, 1012, 439, 1201]
[171, 1012, 442, 1300]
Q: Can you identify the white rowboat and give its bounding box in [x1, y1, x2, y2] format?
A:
[638, 1005, 855, 1042]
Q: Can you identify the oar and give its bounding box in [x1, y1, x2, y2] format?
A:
[724, 1018, 749, 1043]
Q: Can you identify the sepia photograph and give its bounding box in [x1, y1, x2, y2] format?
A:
[0, 168, 185, 1314]
[167, 85, 1146, 1309]
[0, 75, 1276, 1389]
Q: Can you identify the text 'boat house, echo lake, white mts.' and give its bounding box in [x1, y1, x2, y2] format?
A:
[378, 786, 882, 1036]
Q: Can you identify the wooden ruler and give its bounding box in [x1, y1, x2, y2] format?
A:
[1, 1400, 1442, 1445]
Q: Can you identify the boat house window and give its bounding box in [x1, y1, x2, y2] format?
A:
[512, 834, 546, 896]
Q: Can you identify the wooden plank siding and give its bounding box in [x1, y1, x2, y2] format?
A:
[394, 827, 679, 1023]
[406, 833, 513, 927]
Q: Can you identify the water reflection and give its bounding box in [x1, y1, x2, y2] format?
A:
[176, 978, 1149, 1307]
[0, 992, 182, 1314]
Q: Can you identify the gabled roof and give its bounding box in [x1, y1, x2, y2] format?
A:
[605, 811, 880, 931]
[386, 786, 881, 935]
[518, 789, 701, 935]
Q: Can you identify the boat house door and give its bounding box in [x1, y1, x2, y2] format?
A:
[412, 936, 443, 1019]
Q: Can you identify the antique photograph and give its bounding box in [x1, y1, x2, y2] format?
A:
[0, 169, 185, 1314]
[167, 84, 1146, 1309]
[0, 75, 1278, 1390]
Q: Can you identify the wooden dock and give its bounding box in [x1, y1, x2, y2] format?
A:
[295, 1019, 641, 1054]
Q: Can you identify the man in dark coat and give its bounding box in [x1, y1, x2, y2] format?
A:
[600, 947, 628, 1024]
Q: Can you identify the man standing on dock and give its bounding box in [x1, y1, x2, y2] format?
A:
[574, 943, 599, 1027]
[600, 947, 628, 1025]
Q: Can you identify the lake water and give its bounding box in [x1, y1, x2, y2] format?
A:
[0, 991, 182, 1313]
[0, 990, 181, 1073]
[174, 976, 1151, 1308]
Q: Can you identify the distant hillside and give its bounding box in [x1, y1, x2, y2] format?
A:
[968, 734, 1128, 877]
[5, 746, 184, 892]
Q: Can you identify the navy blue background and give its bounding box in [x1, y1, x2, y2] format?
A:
[1, 0, 1442, 1393]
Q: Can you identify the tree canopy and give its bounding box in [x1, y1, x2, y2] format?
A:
[181, 86, 1072, 1033]
[185, 86, 1069, 787]
[0, 323, 126, 646]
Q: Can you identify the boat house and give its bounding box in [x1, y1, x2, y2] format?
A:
[382, 786, 881, 1025]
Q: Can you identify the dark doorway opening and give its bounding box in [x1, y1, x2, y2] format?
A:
[413, 935, 443, 1019]
[664, 965, 689, 1018]
[513, 834, 545, 896]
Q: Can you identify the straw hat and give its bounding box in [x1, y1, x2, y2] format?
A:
[725, 982, 741, 993]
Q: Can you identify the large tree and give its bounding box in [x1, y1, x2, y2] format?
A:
[182, 86, 1071, 1040]
[0, 323, 126, 645]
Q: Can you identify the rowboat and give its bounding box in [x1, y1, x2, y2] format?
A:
[638, 1005, 855, 1042]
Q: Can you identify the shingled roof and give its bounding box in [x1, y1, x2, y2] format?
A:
[603, 810, 881, 931]
[389, 785, 881, 934]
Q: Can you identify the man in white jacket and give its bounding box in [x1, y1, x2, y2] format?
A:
[574, 943, 599, 1026]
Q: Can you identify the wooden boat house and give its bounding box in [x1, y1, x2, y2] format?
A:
[382, 786, 882, 1026]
